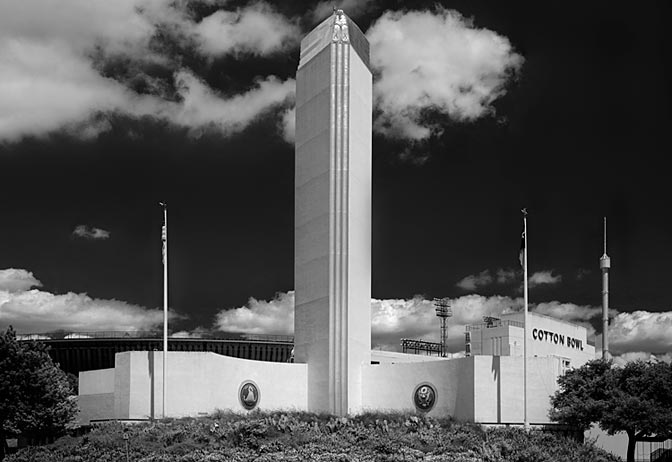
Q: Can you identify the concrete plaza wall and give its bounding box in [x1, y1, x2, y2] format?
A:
[79, 352, 307, 422]
[78, 368, 115, 424]
[79, 351, 565, 425]
[362, 356, 474, 419]
[362, 355, 561, 424]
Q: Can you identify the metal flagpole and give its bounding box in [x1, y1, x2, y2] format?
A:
[522, 208, 529, 431]
[160, 202, 168, 419]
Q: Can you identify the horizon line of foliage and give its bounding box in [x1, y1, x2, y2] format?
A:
[550, 358, 672, 462]
[0, 326, 78, 460]
[7, 410, 621, 462]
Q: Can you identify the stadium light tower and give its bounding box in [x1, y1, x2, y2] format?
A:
[433, 298, 453, 357]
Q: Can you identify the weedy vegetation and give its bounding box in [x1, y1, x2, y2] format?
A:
[6, 410, 621, 461]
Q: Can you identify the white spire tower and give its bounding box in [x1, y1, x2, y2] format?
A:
[600, 217, 611, 359]
[293, 9, 372, 415]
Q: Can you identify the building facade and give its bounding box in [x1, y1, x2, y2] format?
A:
[467, 312, 595, 370]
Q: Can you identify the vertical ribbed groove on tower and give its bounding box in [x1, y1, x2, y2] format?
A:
[328, 40, 351, 416]
[328, 43, 337, 413]
[341, 43, 350, 415]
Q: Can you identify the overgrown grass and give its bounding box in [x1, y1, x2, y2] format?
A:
[7, 411, 620, 461]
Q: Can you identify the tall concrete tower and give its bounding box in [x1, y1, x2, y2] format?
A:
[293, 10, 372, 415]
[600, 217, 611, 359]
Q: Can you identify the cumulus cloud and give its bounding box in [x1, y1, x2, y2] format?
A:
[609, 310, 672, 355]
[171, 71, 295, 134]
[215, 291, 294, 335]
[214, 291, 520, 352]
[528, 271, 562, 288]
[533, 301, 609, 322]
[366, 8, 523, 141]
[0, 288, 180, 333]
[212, 292, 672, 358]
[0, 0, 298, 142]
[73, 225, 111, 240]
[279, 106, 295, 143]
[194, 2, 299, 57]
[0, 269, 43, 293]
[456, 270, 493, 291]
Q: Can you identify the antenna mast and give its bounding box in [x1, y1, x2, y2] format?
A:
[600, 217, 611, 359]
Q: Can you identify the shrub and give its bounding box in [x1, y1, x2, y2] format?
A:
[6, 411, 622, 462]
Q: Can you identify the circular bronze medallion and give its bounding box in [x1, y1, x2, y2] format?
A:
[413, 383, 437, 412]
[239, 381, 260, 411]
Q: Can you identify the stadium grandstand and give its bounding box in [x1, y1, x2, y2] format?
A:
[18, 331, 294, 375]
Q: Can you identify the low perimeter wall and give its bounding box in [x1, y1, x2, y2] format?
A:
[79, 352, 561, 424]
[362, 355, 560, 423]
[79, 351, 308, 422]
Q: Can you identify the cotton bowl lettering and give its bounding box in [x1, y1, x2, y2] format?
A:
[532, 328, 583, 350]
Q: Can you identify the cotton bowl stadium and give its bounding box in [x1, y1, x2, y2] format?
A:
[18, 331, 294, 375]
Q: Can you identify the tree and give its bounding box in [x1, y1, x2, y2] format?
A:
[550, 358, 672, 462]
[0, 326, 78, 460]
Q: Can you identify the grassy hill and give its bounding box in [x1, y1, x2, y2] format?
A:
[6, 411, 620, 462]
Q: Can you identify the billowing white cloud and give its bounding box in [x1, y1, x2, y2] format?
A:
[194, 2, 299, 57]
[212, 290, 672, 358]
[0, 288, 180, 333]
[528, 271, 562, 288]
[533, 301, 611, 322]
[0, 269, 42, 293]
[279, 106, 295, 143]
[73, 225, 111, 240]
[0, 0, 298, 142]
[456, 269, 493, 291]
[214, 291, 520, 352]
[0, 268, 182, 333]
[215, 291, 294, 335]
[367, 8, 523, 140]
[609, 310, 672, 355]
[171, 71, 295, 135]
[0, 40, 157, 141]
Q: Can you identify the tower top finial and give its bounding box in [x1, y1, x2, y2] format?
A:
[600, 216, 610, 268]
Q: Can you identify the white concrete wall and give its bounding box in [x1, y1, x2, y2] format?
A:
[362, 357, 475, 420]
[80, 368, 114, 395]
[362, 354, 563, 424]
[78, 352, 308, 422]
[79, 351, 569, 426]
[130, 352, 308, 419]
[78, 368, 115, 424]
[476, 355, 562, 424]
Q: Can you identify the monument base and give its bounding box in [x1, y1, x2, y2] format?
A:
[78, 351, 563, 424]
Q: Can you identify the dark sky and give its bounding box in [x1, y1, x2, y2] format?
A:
[0, 1, 670, 350]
